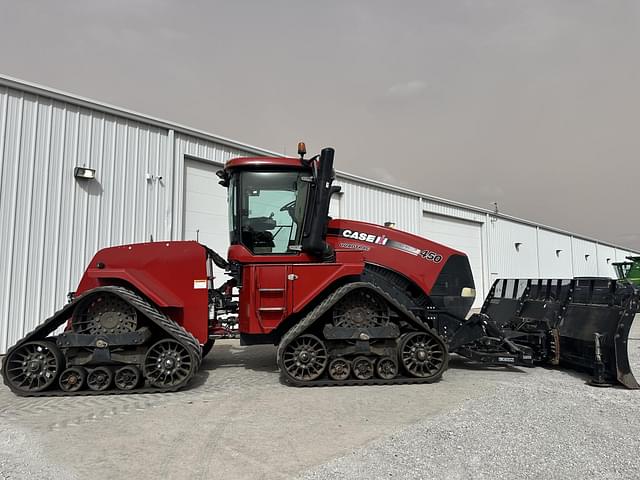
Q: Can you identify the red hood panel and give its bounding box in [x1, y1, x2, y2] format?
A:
[326, 219, 466, 294]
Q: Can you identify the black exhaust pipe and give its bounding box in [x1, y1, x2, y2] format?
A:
[302, 147, 338, 261]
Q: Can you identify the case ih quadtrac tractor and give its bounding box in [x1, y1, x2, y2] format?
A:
[2, 145, 639, 395]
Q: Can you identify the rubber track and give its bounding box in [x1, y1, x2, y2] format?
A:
[277, 281, 448, 387]
[2, 286, 202, 397]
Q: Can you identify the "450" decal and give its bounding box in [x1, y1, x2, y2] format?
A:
[419, 250, 443, 263]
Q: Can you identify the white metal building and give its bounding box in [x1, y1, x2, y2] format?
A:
[0, 74, 638, 354]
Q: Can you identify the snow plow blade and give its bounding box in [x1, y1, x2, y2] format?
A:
[480, 278, 640, 389]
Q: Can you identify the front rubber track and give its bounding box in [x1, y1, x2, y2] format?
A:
[277, 281, 449, 387]
[282, 372, 446, 387]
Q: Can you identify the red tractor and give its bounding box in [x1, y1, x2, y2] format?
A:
[2, 146, 639, 395]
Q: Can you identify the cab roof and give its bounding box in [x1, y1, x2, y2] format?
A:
[225, 156, 307, 171]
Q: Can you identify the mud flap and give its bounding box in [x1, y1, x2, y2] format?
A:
[480, 278, 640, 389]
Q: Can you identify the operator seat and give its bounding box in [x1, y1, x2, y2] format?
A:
[242, 228, 275, 254]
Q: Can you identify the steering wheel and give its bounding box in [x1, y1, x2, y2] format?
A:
[280, 200, 296, 212]
[280, 200, 297, 221]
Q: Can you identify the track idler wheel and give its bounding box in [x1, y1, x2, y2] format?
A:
[3, 341, 63, 393]
[114, 366, 142, 391]
[281, 334, 328, 382]
[144, 339, 196, 388]
[399, 331, 447, 380]
[376, 357, 398, 380]
[87, 367, 113, 391]
[59, 366, 87, 392]
[352, 356, 374, 380]
[328, 358, 351, 380]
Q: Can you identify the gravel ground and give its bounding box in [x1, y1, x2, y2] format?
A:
[301, 319, 640, 480]
[299, 367, 640, 480]
[0, 424, 78, 480]
[0, 319, 638, 480]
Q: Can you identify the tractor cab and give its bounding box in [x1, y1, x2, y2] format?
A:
[613, 256, 640, 286]
[218, 144, 338, 261]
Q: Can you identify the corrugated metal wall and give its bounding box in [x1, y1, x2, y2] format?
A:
[487, 218, 540, 279]
[172, 133, 253, 241]
[0, 86, 256, 353]
[538, 229, 573, 278]
[335, 177, 421, 234]
[422, 198, 486, 224]
[1, 78, 639, 353]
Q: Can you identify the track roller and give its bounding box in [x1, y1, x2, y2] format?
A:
[352, 356, 374, 380]
[87, 367, 113, 391]
[114, 366, 142, 391]
[59, 367, 87, 392]
[376, 357, 398, 380]
[328, 358, 351, 380]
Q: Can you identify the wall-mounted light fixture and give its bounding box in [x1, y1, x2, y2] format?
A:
[384, 221, 396, 228]
[606, 257, 611, 264]
[556, 249, 562, 258]
[74, 166, 96, 180]
[585, 254, 590, 261]
[145, 173, 163, 183]
[514, 242, 522, 252]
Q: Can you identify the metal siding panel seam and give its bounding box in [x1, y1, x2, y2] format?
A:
[50, 107, 67, 317]
[118, 123, 128, 244]
[35, 102, 53, 323]
[0, 88, 8, 350]
[130, 125, 139, 242]
[106, 117, 117, 244]
[1, 93, 24, 351]
[17, 95, 39, 338]
[65, 109, 80, 293]
[94, 114, 106, 252]
[142, 129, 151, 240]
[80, 112, 93, 270]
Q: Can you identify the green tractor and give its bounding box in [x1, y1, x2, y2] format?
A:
[613, 256, 640, 287]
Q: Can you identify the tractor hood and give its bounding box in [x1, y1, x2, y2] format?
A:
[326, 219, 476, 319]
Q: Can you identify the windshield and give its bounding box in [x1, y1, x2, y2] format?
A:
[229, 171, 309, 254]
[614, 263, 632, 279]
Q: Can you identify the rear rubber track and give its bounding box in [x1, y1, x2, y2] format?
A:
[2, 286, 202, 397]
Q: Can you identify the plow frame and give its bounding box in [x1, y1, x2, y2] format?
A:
[480, 277, 640, 389]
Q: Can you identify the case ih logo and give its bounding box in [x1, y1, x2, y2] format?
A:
[341, 229, 389, 245]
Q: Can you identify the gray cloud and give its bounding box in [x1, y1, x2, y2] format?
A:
[387, 81, 427, 98]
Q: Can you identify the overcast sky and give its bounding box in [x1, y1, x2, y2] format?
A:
[1, 1, 639, 249]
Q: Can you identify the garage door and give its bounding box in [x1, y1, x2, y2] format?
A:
[420, 212, 484, 310]
[183, 158, 229, 278]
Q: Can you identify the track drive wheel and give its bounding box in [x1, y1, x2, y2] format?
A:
[399, 331, 447, 380]
[352, 356, 374, 380]
[3, 341, 63, 393]
[143, 339, 196, 389]
[281, 334, 328, 382]
[328, 358, 351, 380]
[73, 292, 137, 335]
[59, 366, 87, 392]
[114, 366, 142, 391]
[87, 367, 113, 391]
